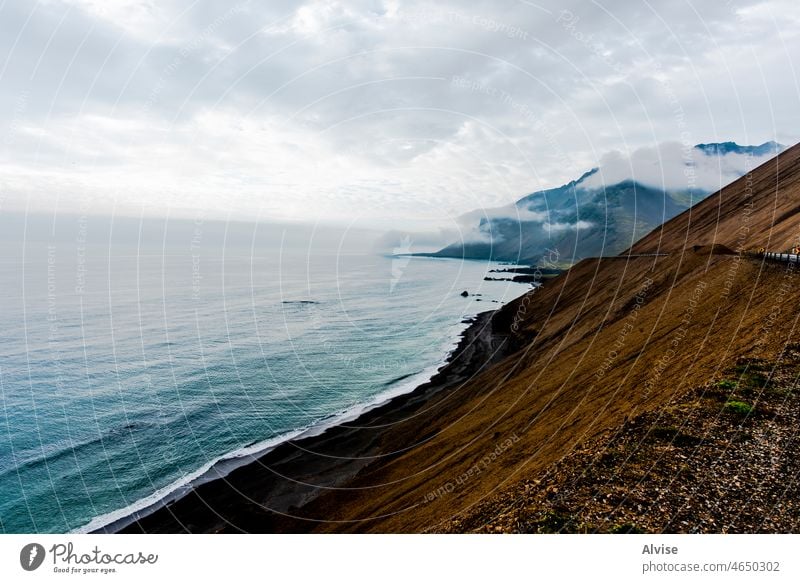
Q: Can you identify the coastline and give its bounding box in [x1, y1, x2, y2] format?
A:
[78, 321, 467, 534]
[100, 304, 522, 533]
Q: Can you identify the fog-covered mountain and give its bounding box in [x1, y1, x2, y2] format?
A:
[694, 141, 784, 157]
[432, 141, 784, 265]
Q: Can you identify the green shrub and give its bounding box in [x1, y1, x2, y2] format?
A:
[527, 510, 583, 533]
[724, 400, 753, 415]
[609, 523, 646, 534]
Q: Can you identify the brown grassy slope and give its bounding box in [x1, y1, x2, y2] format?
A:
[629, 141, 800, 254]
[299, 143, 800, 533]
[434, 347, 800, 533]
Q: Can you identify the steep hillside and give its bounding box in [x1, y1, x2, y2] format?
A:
[630, 142, 800, 254]
[300, 251, 799, 532]
[295, 142, 800, 533]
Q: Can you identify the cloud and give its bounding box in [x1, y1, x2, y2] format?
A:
[451, 202, 593, 244]
[0, 0, 797, 227]
[460, 205, 549, 224]
[578, 142, 780, 192]
[543, 220, 594, 233]
[446, 203, 553, 245]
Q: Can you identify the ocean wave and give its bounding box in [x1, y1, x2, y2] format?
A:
[74, 320, 470, 534]
[0, 421, 157, 479]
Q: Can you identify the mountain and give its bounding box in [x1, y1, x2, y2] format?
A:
[432, 141, 785, 265]
[694, 140, 783, 157]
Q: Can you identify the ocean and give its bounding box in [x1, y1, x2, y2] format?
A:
[0, 213, 529, 533]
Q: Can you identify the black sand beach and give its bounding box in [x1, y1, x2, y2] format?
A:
[109, 307, 520, 533]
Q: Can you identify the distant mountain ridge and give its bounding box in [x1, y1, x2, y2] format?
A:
[432, 141, 785, 265]
[694, 141, 783, 157]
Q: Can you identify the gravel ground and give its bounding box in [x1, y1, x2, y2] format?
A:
[435, 345, 800, 534]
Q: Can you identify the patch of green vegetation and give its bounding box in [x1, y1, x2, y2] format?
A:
[724, 400, 754, 415]
[743, 372, 768, 389]
[537, 511, 571, 533]
[609, 523, 646, 534]
[733, 362, 770, 389]
[525, 510, 584, 534]
[714, 364, 770, 401]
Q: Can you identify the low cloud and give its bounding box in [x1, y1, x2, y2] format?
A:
[460, 205, 549, 224]
[453, 203, 592, 244]
[544, 220, 594, 233]
[453, 205, 550, 245]
[579, 142, 780, 193]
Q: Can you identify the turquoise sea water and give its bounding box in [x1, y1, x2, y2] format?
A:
[0, 214, 528, 533]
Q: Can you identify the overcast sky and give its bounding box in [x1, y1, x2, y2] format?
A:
[1, 0, 798, 230]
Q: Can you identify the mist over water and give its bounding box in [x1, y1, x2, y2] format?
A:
[0, 213, 528, 533]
